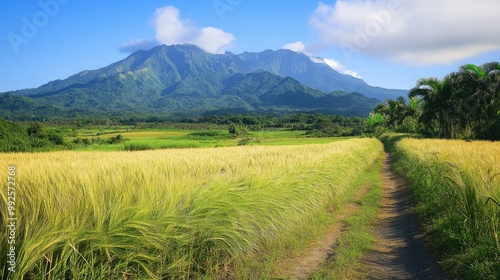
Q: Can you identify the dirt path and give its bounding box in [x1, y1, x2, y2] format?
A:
[361, 153, 448, 279]
[283, 186, 370, 280]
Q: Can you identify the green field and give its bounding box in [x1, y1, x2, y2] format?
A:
[65, 127, 353, 151]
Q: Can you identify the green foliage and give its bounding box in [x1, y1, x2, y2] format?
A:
[45, 131, 64, 145]
[27, 122, 46, 137]
[367, 112, 384, 127]
[0, 118, 30, 152]
[185, 130, 232, 140]
[237, 138, 260, 146]
[188, 131, 222, 137]
[82, 137, 91, 145]
[228, 124, 248, 136]
[302, 114, 365, 137]
[375, 62, 500, 140]
[371, 96, 420, 133]
[365, 112, 387, 136]
[123, 142, 155, 151]
[73, 134, 126, 147]
[107, 134, 124, 144]
[0, 118, 65, 152]
[123, 139, 202, 151]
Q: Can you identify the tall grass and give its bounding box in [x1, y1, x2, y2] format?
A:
[0, 139, 381, 279]
[392, 138, 500, 279]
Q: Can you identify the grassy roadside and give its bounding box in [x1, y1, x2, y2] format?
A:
[309, 152, 383, 280]
[382, 134, 500, 279]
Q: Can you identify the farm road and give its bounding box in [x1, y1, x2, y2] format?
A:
[360, 153, 448, 279]
[286, 186, 370, 279]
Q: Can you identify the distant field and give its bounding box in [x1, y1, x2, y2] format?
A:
[391, 137, 500, 279]
[0, 138, 382, 279]
[65, 128, 352, 151]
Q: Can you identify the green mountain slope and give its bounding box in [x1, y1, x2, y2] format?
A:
[2, 44, 384, 120]
[224, 49, 407, 100]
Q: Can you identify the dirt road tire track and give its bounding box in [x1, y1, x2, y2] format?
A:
[283, 186, 371, 280]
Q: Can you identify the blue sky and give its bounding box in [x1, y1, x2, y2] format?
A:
[1, 0, 499, 93]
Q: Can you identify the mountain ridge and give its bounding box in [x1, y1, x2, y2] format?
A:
[220, 47, 406, 100]
[1, 44, 403, 120]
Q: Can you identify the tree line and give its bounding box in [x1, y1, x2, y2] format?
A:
[0, 119, 65, 152]
[131, 113, 367, 137]
[369, 62, 500, 140]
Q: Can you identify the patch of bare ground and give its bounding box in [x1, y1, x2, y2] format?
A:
[279, 185, 371, 280]
[361, 153, 448, 280]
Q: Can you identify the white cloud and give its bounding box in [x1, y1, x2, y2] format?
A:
[152, 6, 200, 45]
[121, 6, 235, 54]
[282, 41, 361, 78]
[309, 0, 500, 65]
[282, 41, 306, 53]
[323, 58, 362, 78]
[192, 27, 235, 54]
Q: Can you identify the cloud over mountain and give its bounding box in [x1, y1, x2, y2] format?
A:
[121, 6, 235, 54]
[282, 41, 361, 78]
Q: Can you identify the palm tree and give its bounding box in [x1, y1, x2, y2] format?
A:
[373, 97, 408, 129]
[405, 96, 422, 132]
[457, 62, 500, 139]
[409, 74, 458, 138]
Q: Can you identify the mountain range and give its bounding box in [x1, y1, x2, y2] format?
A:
[1, 44, 407, 120]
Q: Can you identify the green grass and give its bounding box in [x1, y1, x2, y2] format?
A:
[69, 129, 234, 151]
[123, 139, 204, 151]
[246, 130, 305, 138]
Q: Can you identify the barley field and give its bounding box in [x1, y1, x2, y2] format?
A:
[0, 138, 382, 279]
[393, 138, 500, 279]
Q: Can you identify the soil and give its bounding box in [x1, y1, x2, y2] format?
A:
[360, 153, 448, 279]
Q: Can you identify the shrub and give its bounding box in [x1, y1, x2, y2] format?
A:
[124, 142, 154, 151]
[228, 124, 248, 136]
[46, 130, 64, 145]
[108, 134, 124, 144]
